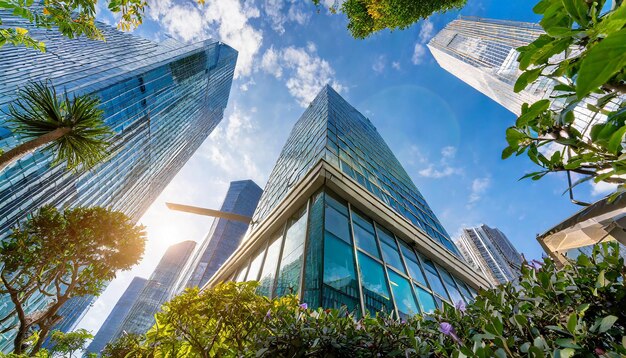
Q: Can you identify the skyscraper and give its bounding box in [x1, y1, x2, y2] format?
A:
[208, 86, 491, 318]
[85, 277, 148, 355]
[0, 11, 236, 350]
[455, 225, 523, 286]
[175, 180, 262, 292]
[112, 241, 196, 339]
[428, 16, 613, 136]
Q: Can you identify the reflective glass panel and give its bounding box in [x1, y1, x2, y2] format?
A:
[325, 202, 351, 244]
[235, 264, 248, 282]
[387, 270, 419, 319]
[352, 211, 380, 258]
[246, 247, 266, 282]
[420, 257, 449, 300]
[257, 232, 283, 297]
[398, 241, 427, 286]
[276, 207, 308, 296]
[357, 252, 393, 315]
[453, 276, 474, 303]
[415, 285, 436, 314]
[438, 267, 464, 304]
[377, 226, 405, 273]
[323, 233, 360, 313]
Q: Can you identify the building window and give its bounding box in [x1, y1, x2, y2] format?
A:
[322, 233, 360, 313]
[415, 285, 437, 313]
[351, 210, 380, 259]
[325, 194, 351, 244]
[275, 206, 308, 297]
[398, 241, 428, 287]
[357, 252, 393, 315]
[257, 231, 283, 297]
[438, 267, 465, 305]
[377, 225, 405, 274]
[387, 269, 419, 319]
[420, 257, 449, 300]
[245, 247, 266, 282]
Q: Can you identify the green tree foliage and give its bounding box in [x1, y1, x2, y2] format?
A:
[100, 333, 144, 358]
[105, 243, 625, 357]
[313, 0, 466, 39]
[0, 81, 112, 173]
[0, 0, 147, 51]
[0, 206, 146, 355]
[47, 329, 94, 357]
[504, 0, 626, 196]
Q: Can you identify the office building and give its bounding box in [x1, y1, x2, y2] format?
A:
[175, 180, 262, 292]
[0, 9, 236, 350]
[455, 225, 523, 286]
[85, 277, 147, 356]
[112, 241, 196, 339]
[207, 86, 491, 319]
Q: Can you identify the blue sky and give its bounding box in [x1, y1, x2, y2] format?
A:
[78, 0, 610, 333]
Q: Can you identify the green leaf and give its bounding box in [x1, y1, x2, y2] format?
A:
[561, 0, 589, 26]
[607, 125, 626, 154]
[555, 338, 581, 349]
[566, 313, 577, 333]
[577, 28, 626, 98]
[558, 348, 575, 358]
[599, 315, 618, 333]
[506, 127, 526, 146]
[515, 67, 543, 92]
[502, 146, 517, 159]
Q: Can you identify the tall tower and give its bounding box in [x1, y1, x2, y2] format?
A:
[0, 11, 236, 350]
[455, 225, 523, 286]
[208, 86, 491, 319]
[112, 241, 196, 339]
[176, 180, 262, 291]
[85, 277, 148, 355]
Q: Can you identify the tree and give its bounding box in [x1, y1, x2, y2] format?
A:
[0, 81, 112, 173]
[0, 0, 147, 51]
[47, 329, 94, 358]
[0, 206, 146, 354]
[100, 333, 145, 358]
[503, 0, 626, 197]
[106, 243, 625, 357]
[313, 0, 466, 39]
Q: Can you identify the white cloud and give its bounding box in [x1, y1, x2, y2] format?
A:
[412, 20, 435, 65]
[392, 61, 401, 70]
[372, 55, 386, 73]
[260, 44, 345, 107]
[412, 43, 427, 65]
[590, 181, 618, 196]
[417, 146, 463, 178]
[468, 177, 491, 204]
[146, 0, 263, 78]
[263, 0, 310, 34]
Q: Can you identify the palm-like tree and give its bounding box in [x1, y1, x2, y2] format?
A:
[0, 81, 112, 172]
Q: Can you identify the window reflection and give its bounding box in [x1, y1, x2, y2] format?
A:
[420, 257, 449, 300]
[377, 226, 405, 274]
[275, 206, 308, 297]
[245, 247, 266, 282]
[357, 252, 393, 315]
[415, 285, 436, 313]
[257, 232, 283, 297]
[398, 241, 428, 286]
[323, 233, 360, 313]
[387, 270, 419, 319]
[351, 210, 380, 259]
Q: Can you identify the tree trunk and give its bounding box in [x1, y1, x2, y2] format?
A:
[30, 297, 66, 355]
[0, 127, 71, 172]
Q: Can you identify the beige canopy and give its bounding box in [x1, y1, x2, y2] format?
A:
[537, 193, 626, 265]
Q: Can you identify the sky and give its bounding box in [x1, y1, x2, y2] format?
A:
[77, 0, 613, 334]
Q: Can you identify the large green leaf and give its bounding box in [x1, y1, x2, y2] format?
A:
[577, 28, 626, 98]
[599, 315, 618, 333]
[561, 0, 589, 26]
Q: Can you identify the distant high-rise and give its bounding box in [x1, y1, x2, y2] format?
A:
[176, 180, 262, 292]
[0, 9, 236, 350]
[207, 86, 491, 319]
[455, 225, 523, 286]
[85, 277, 148, 355]
[428, 16, 613, 136]
[113, 241, 196, 338]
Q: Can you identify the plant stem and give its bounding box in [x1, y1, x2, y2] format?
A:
[0, 127, 71, 172]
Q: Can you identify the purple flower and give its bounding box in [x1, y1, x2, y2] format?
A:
[265, 309, 271, 319]
[439, 322, 462, 345]
[455, 300, 466, 313]
[299, 303, 308, 310]
[528, 259, 544, 270]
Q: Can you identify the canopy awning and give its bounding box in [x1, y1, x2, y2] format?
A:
[537, 193, 626, 262]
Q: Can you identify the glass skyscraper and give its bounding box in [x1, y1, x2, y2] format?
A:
[112, 241, 196, 339]
[175, 180, 263, 292]
[0, 12, 236, 351]
[85, 277, 147, 356]
[207, 86, 491, 318]
[455, 225, 523, 286]
[428, 16, 617, 137]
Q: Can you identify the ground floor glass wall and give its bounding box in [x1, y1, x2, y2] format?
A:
[232, 188, 477, 318]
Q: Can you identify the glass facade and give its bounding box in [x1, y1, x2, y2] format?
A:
[85, 277, 148, 355]
[428, 16, 620, 138]
[230, 189, 475, 318]
[112, 241, 196, 339]
[455, 225, 523, 286]
[252, 85, 458, 255]
[176, 180, 262, 292]
[0, 10, 236, 351]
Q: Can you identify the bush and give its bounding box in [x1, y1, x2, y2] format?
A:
[104, 243, 625, 357]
